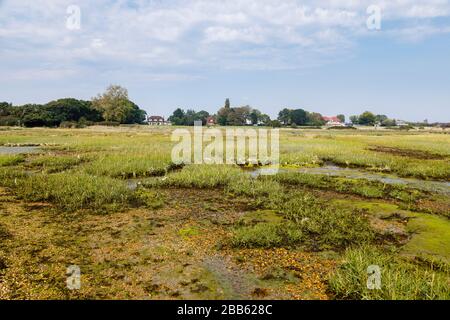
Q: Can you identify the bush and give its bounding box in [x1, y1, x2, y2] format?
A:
[329, 246, 450, 300]
[0, 116, 20, 126]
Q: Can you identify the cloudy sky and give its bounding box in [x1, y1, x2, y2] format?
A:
[0, 0, 449, 121]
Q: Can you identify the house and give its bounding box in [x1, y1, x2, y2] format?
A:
[396, 120, 408, 127]
[206, 116, 216, 126]
[147, 116, 167, 125]
[322, 116, 344, 126]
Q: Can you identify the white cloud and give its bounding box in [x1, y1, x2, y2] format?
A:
[0, 0, 449, 79]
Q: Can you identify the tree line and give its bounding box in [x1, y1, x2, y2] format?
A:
[2, 88, 435, 128]
[0, 85, 146, 127]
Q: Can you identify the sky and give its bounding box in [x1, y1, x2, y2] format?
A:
[0, 0, 449, 122]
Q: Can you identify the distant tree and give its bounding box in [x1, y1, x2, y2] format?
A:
[306, 112, 326, 126]
[195, 110, 210, 125]
[358, 111, 376, 126]
[291, 109, 308, 126]
[380, 118, 396, 127]
[259, 114, 271, 126]
[375, 114, 388, 124]
[92, 85, 145, 124]
[46, 98, 103, 123]
[278, 108, 291, 125]
[250, 109, 261, 125]
[0, 102, 12, 116]
[337, 114, 346, 123]
[168, 108, 186, 125]
[350, 115, 359, 124]
[270, 120, 282, 128]
[217, 99, 232, 125]
[168, 108, 209, 126]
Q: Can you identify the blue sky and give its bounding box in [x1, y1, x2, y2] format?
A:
[0, 0, 449, 122]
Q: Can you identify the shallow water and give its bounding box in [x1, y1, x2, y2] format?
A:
[249, 164, 450, 195]
[0, 146, 40, 155]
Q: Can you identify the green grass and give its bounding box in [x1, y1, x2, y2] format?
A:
[146, 165, 245, 189]
[271, 171, 424, 204]
[13, 173, 132, 212]
[403, 213, 450, 263]
[232, 193, 374, 251]
[27, 154, 86, 173]
[329, 245, 449, 300]
[0, 154, 25, 167]
[82, 152, 172, 178]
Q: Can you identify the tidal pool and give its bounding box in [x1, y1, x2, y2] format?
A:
[249, 164, 450, 195]
[0, 146, 41, 155]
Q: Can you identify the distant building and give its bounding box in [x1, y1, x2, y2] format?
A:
[148, 116, 167, 125]
[396, 120, 408, 127]
[206, 116, 216, 126]
[322, 116, 344, 126]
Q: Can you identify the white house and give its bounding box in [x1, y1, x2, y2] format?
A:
[322, 116, 344, 126]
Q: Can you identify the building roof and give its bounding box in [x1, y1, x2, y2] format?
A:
[322, 116, 342, 123]
[148, 116, 164, 121]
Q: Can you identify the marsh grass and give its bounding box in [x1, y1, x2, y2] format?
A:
[271, 172, 424, 203]
[27, 154, 87, 173]
[13, 173, 131, 212]
[232, 193, 374, 251]
[133, 189, 165, 209]
[83, 152, 172, 178]
[0, 154, 25, 167]
[146, 165, 245, 189]
[329, 245, 450, 300]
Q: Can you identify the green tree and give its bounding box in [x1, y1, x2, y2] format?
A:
[278, 108, 291, 125]
[337, 114, 346, 123]
[375, 114, 388, 124]
[306, 112, 326, 126]
[92, 85, 145, 124]
[291, 109, 308, 125]
[168, 108, 186, 125]
[350, 115, 359, 124]
[358, 111, 376, 126]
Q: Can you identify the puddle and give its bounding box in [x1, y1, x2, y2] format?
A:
[249, 164, 450, 195]
[0, 146, 41, 155]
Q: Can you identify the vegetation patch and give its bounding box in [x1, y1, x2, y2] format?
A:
[369, 146, 448, 160]
[27, 154, 87, 173]
[271, 172, 423, 204]
[0, 154, 25, 167]
[328, 245, 449, 300]
[232, 193, 374, 251]
[13, 173, 131, 212]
